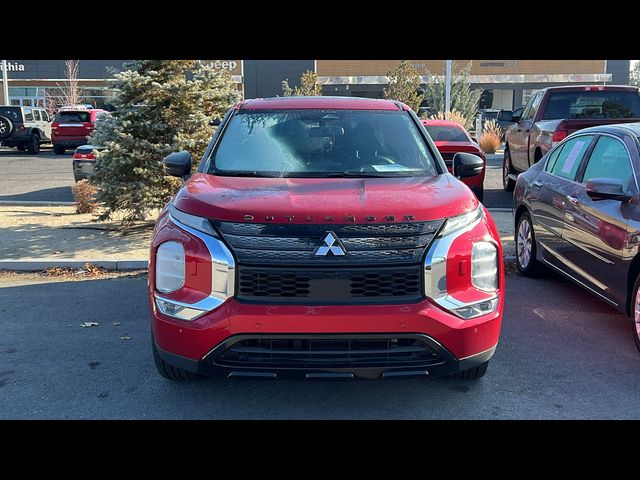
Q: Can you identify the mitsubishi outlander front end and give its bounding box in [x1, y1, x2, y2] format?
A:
[149, 96, 504, 381]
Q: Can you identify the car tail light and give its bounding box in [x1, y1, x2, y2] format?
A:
[73, 152, 96, 160]
[552, 121, 568, 146]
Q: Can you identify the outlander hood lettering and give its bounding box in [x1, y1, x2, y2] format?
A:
[314, 232, 346, 256]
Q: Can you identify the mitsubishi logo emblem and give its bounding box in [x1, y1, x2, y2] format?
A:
[314, 232, 346, 256]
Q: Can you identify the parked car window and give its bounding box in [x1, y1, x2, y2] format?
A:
[23, 109, 34, 122]
[54, 111, 90, 123]
[582, 136, 634, 189]
[41, 111, 49, 122]
[549, 135, 595, 180]
[209, 109, 438, 177]
[33, 110, 41, 121]
[542, 91, 640, 120]
[544, 145, 565, 173]
[520, 92, 541, 121]
[424, 125, 469, 142]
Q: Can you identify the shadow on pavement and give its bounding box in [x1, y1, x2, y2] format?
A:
[0, 186, 73, 203]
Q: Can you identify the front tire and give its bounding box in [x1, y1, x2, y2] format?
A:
[26, 134, 40, 154]
[448, 361, 489, 380]
[503, 148, 515, 192]
[152, 341, 198, 381]
[53, 145, 65, 155]
[630, 276, 640, 353]
[516, 211, 543, 276]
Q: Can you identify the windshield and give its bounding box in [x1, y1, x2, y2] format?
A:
[424, 125, 469, 142]
[542, 91, 640, 120]
[208, 109, 438, 177]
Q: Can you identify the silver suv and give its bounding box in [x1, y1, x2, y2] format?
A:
[0, 106, 52, 154]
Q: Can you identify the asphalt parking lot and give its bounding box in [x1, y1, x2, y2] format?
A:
[0, 147, 74, 202]
[1, 269, 638, 419]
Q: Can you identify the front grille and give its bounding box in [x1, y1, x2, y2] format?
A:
[212, 336, 444, 369]
[237, 265, 422, 304]
[215, 220, 443, 267]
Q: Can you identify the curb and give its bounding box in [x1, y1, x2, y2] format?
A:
[0, 259, 147, 272]
[0, 200, 75, 206]
[487, 208, 513, 213]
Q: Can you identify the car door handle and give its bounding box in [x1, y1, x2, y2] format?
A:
[566, 195, 579, 204]
[525, 129, 530, 133]
[532, 180, 543, 187]
[516, 129, 522, 132]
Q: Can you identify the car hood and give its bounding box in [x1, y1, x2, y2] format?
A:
[172, 173, 478, 223]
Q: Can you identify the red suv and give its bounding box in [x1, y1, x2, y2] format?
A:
[149, 97, 504, 381]
[422, 119, 486, 202]
[52, 107, 108, 155]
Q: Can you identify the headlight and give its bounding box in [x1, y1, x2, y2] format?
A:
[168, 204, 218, 237]
[155, 241, 185, 293]
[438, 206, 482, 237]
[471, 242, 498, 292]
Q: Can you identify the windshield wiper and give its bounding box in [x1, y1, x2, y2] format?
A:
[212, 171, 282, 178]
[325, 171, 422, 178]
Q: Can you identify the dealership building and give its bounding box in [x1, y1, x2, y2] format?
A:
[0, 60, 631, 111]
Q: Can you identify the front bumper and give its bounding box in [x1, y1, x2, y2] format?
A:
[150, 295, 502, 379]
[154, 333, 497, 379]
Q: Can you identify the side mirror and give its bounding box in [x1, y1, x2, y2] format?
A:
[586, 178, 633, 202]
[209, 118, 221, 127]
[163, 151, 192, 178]
[511, 113, 521, 122]
[453, 152, 484, 178]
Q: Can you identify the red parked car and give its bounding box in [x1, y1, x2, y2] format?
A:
[422, 119, 486, 202]
[52, 106, 108, 155]
[150, 96, 504, 381]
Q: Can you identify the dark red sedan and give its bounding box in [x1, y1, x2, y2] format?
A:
[422, 119, 486, 202]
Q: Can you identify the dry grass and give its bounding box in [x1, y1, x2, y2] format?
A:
[72, 180, 98, 214]
[433, 109, 472, 130]
[479, 120, 503, 153]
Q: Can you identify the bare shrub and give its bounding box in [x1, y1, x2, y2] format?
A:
[479, 131, 502, 154]
[72, 179, 98, 214]
[433, 109, 471, 129]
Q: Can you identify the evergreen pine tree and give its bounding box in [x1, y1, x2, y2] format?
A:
[89, 60, 240, 223]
